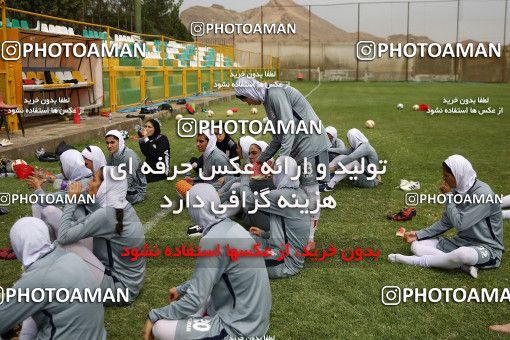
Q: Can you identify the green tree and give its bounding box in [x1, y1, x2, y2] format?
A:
[142, 0, 192, 41]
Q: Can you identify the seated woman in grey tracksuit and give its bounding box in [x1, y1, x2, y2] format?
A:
[58, 166, 146, 305]
[0, 217, 106, 340]
[105, 129, 147, 204]
[26, 149, 95, 240]
[389, 155, 505, 278]
[144, 183, 271, 340]
[186, 129, 232, 188]
[321, 128, 380, 191]
[325, 126, 346, 162]
[240, 155, 311, 279]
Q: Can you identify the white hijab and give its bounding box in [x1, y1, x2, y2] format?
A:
[252, 140, 268, 153]
[239, 136, 256, 161]
[81, 145, 107, 172]
[444, 155, 477, 194]
[347, 128, 369, 149]
[234, 77, 266, 103]
[202, 129, 217, 159]
[188, 183, 226, 235]
[60, 149, 92, 181]
[273, 156, 300, 189]
[10, 217, 54, 269]
[325, 126, 338, 144]
[95, 166, 129, 209]
[105, 130, 125, 156]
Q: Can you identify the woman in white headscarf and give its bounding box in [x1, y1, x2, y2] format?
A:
[325, 125, 346, 162]
[144, 183, 271, 340]
[105, 129, 147, 204]
[184, 130, 234, 237]
[82, 145, 107, 172]
[186, 129, 232, 187]
[0, 217, 106, 339]
[235, 76, 330, 252]
[239, 155, 310, 279]
[28, 149, 94, 239]
[389, 155, 504, 278]
[58, 165, 146, 305]
[322, 128, 380, 192]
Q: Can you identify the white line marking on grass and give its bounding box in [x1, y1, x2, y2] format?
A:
[144, 208, 172, 233]
[304, 67, 321, 98]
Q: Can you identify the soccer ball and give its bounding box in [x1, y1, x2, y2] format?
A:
[397, 103, 404, 110]
[262, 117, 269, 123]
[251, 107, 258, 115]
[207, 110, 214, 117]
[226, 109, 234, 117]
[412, 104, 419, 111]
[365, 120, 375, 129]
[175, 114, 183, 120]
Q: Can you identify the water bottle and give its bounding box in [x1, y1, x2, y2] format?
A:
[108, 112, 112, 122]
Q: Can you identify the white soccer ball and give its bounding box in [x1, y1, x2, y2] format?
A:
[262, 117, 269, 123]
[365, 120, 375, 129]
[207, 110, 214, 117]
[397, 103, 404, 110]
[412, 104, 419, 111]
[226, 109, 234, 117]
[251, 107, 258, 115]
[175, 114, 183, 120]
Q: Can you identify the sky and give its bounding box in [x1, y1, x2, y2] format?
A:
[180, 0, 509, 43]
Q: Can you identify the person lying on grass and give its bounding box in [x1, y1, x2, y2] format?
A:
[389, 155, 504, 278]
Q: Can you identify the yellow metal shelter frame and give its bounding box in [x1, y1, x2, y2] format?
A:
[0, 1, 279, 117]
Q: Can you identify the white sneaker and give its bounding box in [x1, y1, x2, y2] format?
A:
[0, 139, 13, 147]
[186, 225, 203, 238]
[400, 180, 420, 191]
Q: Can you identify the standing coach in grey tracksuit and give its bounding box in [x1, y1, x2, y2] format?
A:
[234, 77, 329, 249]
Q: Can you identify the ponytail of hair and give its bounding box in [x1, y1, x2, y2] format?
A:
[115, 208, 124, 234]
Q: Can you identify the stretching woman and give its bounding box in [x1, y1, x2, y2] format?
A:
[321, 128, 380, 192]
[240, 156, 310, 279]
[58, 166, 146, 304]
[143, 184, 271, 340]
[0, 217, 106, 339]
[389, 155, 504, 278]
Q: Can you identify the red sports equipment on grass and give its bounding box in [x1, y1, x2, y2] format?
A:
[419, 104, 429, 111]
[386, 207, 416, 222]
[185, 103, 195, 114]
[0, 248, 16, 260]
[13, 163, 34, 179]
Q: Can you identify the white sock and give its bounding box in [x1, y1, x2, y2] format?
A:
[389, 247, 479, 269]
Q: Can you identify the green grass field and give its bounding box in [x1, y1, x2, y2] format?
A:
[1, 81, 509, 339]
